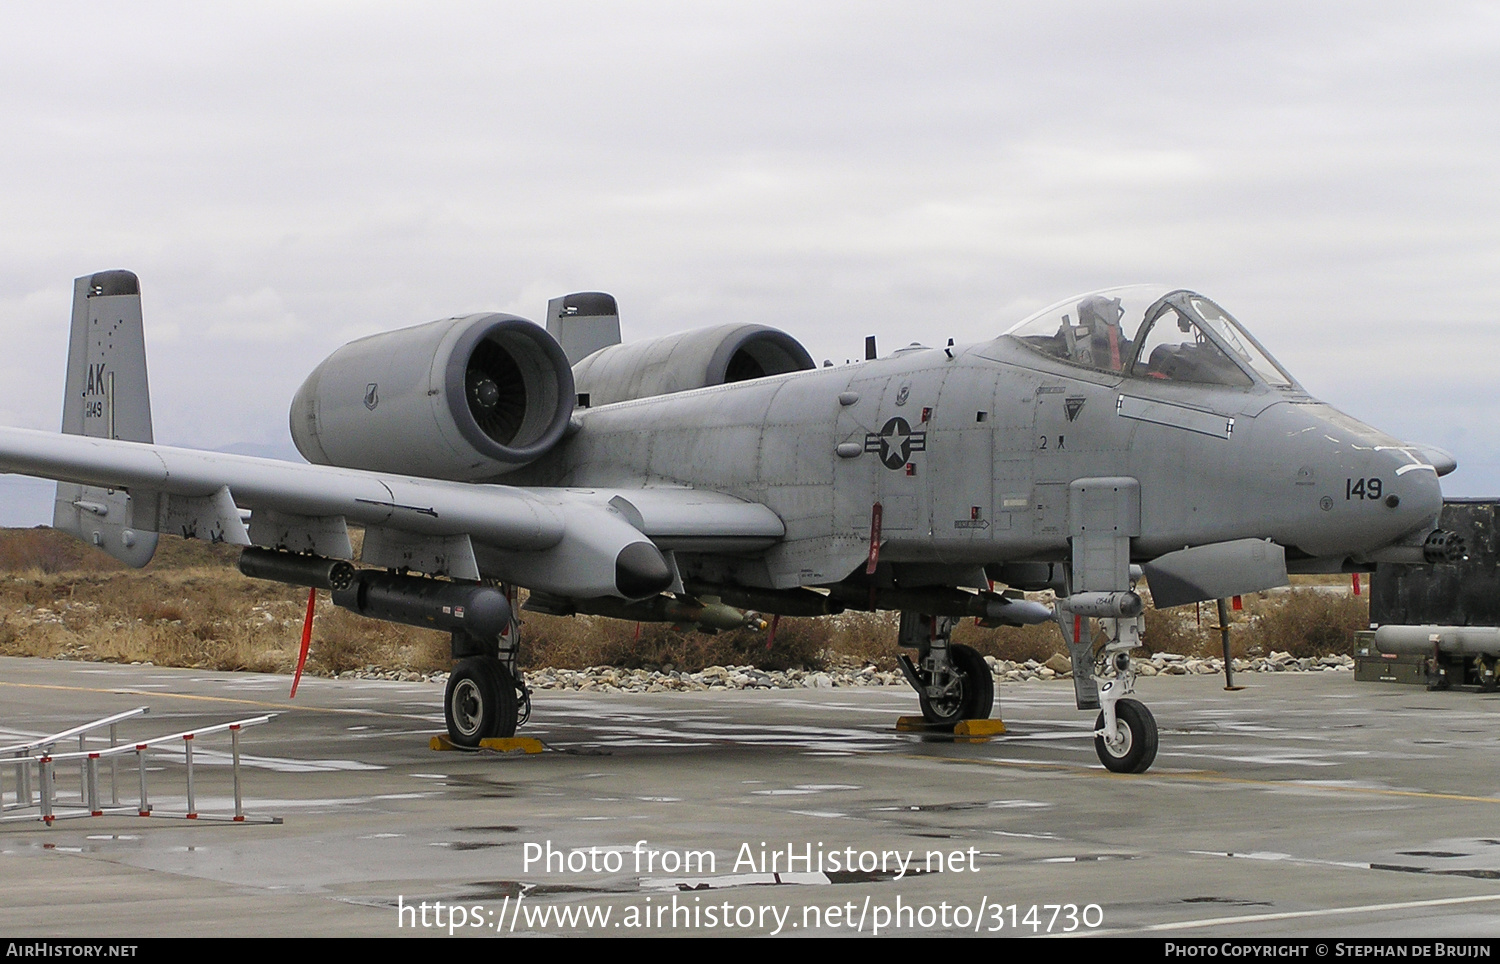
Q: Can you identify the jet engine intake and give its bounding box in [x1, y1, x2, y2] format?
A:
[290, 313, 574, 480]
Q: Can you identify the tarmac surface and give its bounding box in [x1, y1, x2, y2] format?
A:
[3, 654, 1500, 938]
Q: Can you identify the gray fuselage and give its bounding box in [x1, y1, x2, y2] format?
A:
[509, 334, 1444, 591]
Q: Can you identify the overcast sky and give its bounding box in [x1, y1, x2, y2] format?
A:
[1, 2, 1497, 524]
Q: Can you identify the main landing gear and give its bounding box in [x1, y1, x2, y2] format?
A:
[445, 656, 523, 746]
[896, 613, 996, 725]
[444, 593, 531, 748]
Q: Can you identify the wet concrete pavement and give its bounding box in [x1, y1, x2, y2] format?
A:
[3, 655, 1500, 938]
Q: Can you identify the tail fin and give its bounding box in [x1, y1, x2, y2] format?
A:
[52, 270, 160, 566]
[545, 291, 620, 368]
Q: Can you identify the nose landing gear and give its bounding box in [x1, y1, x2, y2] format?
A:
[1056, 578, 1161, 773]
[1094, 689, 1158, 774]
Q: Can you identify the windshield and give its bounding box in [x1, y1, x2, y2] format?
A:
[1131, 298, 1250, 387]
[1186, 295, 1294, 388]
[1005, 286, 1297, 389]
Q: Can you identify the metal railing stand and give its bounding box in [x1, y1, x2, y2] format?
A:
[3, 709, 281, 826]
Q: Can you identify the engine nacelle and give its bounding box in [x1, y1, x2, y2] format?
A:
[290, 313, 574, 480]
[571, 323, 815, 407]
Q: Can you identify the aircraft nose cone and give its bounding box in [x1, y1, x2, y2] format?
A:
[1346, 441, 1447, 556]
[1279, 403, 1449, 558]
[1380, 445, 1445, 519]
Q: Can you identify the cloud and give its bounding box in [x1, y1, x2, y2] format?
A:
[0, 1, 1494, 495]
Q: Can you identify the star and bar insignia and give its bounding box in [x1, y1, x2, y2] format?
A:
[864, 416, 927, 470]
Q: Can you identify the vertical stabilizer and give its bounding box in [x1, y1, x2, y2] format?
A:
[53, 270, 160, 567]
[546, 291, 620, 368]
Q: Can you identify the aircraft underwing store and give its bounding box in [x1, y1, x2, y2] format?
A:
[0, 273, 1465, 771]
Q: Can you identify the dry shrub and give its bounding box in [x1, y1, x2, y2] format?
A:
[1246, 589, 1368, 658]
[754, 617, 833, 671]
[820, 611, 899, 668]
[0, 615, 46, 656]
[0, 528, 246, 575]
[1, 621, 66, 658]
[520, 608, 1070, 673]
[0, 528, 116, 574]
[141, 601, 186, 623]
[310, 608, 383, 674]
[82, 620, 259, 672]
[0, 525, 1368, 675]
[0, 552, 324, 673]
[517, 611, 610, 668]
[519, 611, 828, 672]
[1142, 604, 1213, 656]
[783, 610, 1067, 668]
[310, 608, 449, 675]
[953, 620, 1067, 663]
[142, 537, 243, 571]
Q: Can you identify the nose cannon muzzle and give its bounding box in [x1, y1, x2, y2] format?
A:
[1423, 529, 1467, 564]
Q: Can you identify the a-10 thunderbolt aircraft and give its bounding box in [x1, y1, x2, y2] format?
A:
[0, 272, 1464, 773]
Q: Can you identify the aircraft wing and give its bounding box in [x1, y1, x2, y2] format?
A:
[0, 426, 784, 598]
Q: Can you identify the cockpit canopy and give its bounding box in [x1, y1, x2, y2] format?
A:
[1005, 285, 1297, 389]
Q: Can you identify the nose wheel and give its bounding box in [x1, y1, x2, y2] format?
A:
[1094, 697, 1157, 773]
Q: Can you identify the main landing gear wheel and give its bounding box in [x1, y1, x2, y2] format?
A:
[445, 656, 519, 747]
[1094, 697, 1158, 773]
[919, 644, 996, 725]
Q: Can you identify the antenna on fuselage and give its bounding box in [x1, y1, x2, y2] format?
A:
[865, 335, 877, 361]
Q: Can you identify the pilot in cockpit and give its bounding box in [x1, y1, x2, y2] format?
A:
[1076, 295, 1129, 373]
[1044, 294, 1133, 371]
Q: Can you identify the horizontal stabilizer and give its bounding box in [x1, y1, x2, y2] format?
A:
[1141, 538, 1288, 608]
